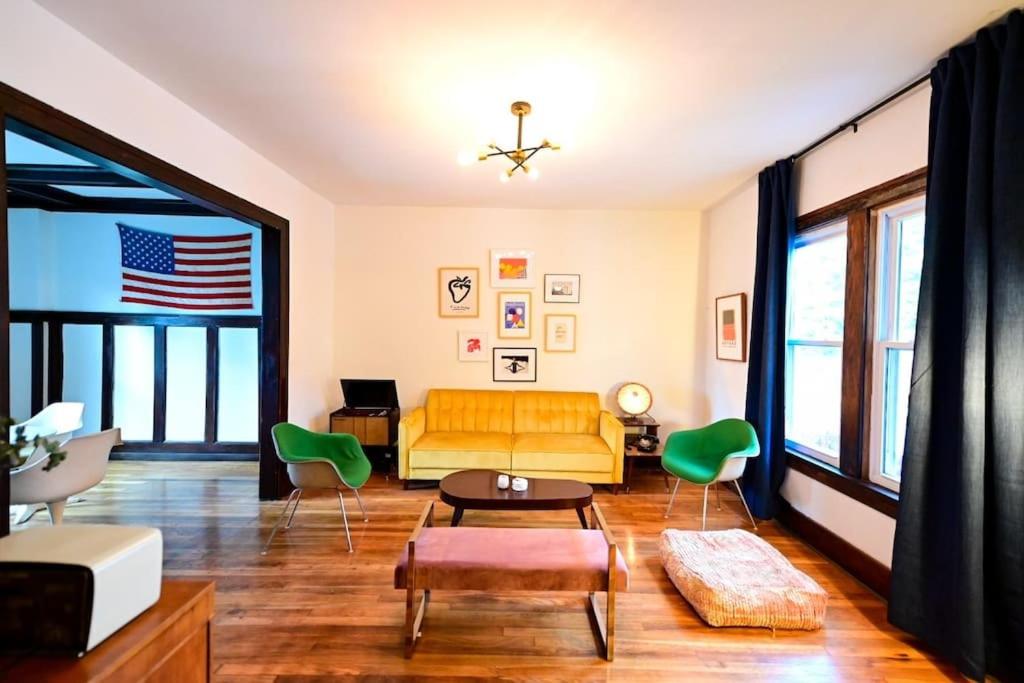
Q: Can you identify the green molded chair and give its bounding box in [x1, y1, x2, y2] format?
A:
[262, 423, 372, 555]
[662, 418, 760, 530]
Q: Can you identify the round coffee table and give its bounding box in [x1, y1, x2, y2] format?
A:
[439, 469, 594, 528]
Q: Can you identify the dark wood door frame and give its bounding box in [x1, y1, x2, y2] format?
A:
[0, 81, 291, 537]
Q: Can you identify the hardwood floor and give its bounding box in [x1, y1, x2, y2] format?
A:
[16, 462, 956, 681]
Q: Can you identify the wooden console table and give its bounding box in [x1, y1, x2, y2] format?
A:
[0, 579, 214, 682]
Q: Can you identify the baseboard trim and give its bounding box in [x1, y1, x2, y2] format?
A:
[776, 500, 891, 599]
[112, 452, 259, 462]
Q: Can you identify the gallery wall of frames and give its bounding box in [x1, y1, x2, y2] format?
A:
[439, 249, 581, 383]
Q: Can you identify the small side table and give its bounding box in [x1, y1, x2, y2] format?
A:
[623, 443, 670, 494]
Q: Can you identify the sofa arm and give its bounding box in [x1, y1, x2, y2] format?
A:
[398, 407, 426, 479]
[599, 411, 625, 483]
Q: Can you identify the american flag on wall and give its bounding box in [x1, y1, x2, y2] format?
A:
[117, 223, 253, 310]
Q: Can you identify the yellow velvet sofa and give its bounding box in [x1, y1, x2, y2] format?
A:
[398, 389, 625, 486]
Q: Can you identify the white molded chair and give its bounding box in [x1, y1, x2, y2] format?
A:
[10, 428, 121, 525]
[10, 402, 86, 524]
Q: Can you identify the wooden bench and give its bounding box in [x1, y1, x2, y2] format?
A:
[394, 501, 628, 660]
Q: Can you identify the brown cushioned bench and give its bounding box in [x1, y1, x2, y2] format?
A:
[395, 501, 628, 660]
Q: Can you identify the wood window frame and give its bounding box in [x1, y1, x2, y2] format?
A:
[787, 167, 927, 519]
[0, 82, 291, 539]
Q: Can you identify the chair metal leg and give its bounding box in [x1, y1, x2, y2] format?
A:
[336, 488, 354, 552]
[261, 488, 300, 555]
[701, 486, 709, 531]
[715, 482, 721, 510]
[352, 488, 368, 522]
[285, 490, 303, 529]
[732, 480, 758, 530]
[664, 478, 682, 519]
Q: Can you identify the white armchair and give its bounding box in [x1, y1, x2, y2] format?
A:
[11, 402, 85, 470]
[10, 428, 121, 525]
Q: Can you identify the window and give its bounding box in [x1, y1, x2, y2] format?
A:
[783, 166, 927, 515]
[785, 221, 847, 464]
[869, 199, 925, 491]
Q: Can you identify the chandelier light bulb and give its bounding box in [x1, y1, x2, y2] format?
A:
[456, 150, 475, 166]
[527, 166, 540, 180]
[499, 170, 511, 183]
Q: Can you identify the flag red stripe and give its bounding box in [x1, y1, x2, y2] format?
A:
[175, 257, 249, 266]
[172, 233, 251, 243]
[166, 268, 250, 277]
[174, 245, 252, 255]
[123, 272, 250, 288]
[121, 296, 253, 310]
[123, 285, 251, 300]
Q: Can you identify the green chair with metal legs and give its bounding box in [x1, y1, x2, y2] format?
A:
[262, 423, 372, 555]
[662, 418, 760, 530]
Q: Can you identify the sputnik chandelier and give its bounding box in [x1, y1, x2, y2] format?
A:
[470, 101, 559, 182]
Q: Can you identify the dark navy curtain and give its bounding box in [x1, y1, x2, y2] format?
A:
[889, 11, 1024, 682]
[742, 159, 794, 519]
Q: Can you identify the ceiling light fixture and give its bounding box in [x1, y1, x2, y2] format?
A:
[466, 101, 559, 181]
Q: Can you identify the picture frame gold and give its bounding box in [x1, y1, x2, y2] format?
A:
[544, 314, 577, 352]
[497, 290, 532, 339]
[438, 266, 480, 318]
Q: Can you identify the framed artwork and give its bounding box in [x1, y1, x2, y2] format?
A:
[544, 273, 581, 303]
[458, 330, 488, 362]
[544, 314, 577, 352]
[493, 347, 537, 382]
[497, 291, 532, 339]
[490, 249, 536, 288]
[715, 293, 747, 362]
[438, 266, 479, 317]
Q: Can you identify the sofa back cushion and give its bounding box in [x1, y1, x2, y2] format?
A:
[425, 389, 515, 433]
[513, 391, 601, 435]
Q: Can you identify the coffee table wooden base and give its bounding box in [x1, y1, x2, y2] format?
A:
[440, 470, 594, 529]
[448, 504, 589, 528]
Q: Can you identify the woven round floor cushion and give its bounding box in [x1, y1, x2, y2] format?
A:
[660, 528, 828, 630]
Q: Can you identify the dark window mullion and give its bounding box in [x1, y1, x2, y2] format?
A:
[839, 209, 872, 479]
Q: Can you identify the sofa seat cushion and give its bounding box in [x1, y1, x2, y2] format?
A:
[394, 527, 629, 592]
[409, 432, 512, 470]
[659, 529, 828, 630]
[511, 433, 613, 472]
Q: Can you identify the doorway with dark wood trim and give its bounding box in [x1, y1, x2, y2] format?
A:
[1, 82, 291, 537]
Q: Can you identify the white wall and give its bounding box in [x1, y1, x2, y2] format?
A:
[696, 86, 930, 567]
[335, 205, 704, 431]
[0, 0, 337, 428]
[8, 209, 262, 314]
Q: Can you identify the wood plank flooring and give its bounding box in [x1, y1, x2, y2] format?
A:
[16, 462, 956, 681]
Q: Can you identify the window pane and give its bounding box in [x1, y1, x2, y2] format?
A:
[113, 326, 154, 441]
[786, 344, 842, 457]
[895, 212, 925, 342]
[789, 226, 847, 342]
[881, 348, 913, 481]
[217, 328, 258, 442]
[10, 323, 32, 422]
[165, 327, 207, 442]
[62, 324, 103, 434]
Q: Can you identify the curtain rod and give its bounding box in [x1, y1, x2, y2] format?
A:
[790, 72, 931, 161]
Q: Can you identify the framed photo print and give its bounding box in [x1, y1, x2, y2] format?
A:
[493, 347, 537, 382]
[458, 330, 488, 362]
[438, 266, 479, 317]
[544, 314, 576, 352]
[715, 293, 747, 361]
[490, 249, 536, 288]
[544, 273, 580, 303]
[497, 291, 532, 339]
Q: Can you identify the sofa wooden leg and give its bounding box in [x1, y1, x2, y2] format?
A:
[402, 479, 410, 491]
[611, 484, 620, 496]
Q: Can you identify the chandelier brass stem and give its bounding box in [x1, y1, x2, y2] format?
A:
[474, 101, 558, 180]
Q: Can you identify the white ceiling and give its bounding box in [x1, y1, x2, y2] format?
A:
[35, 0, 1014, 210]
